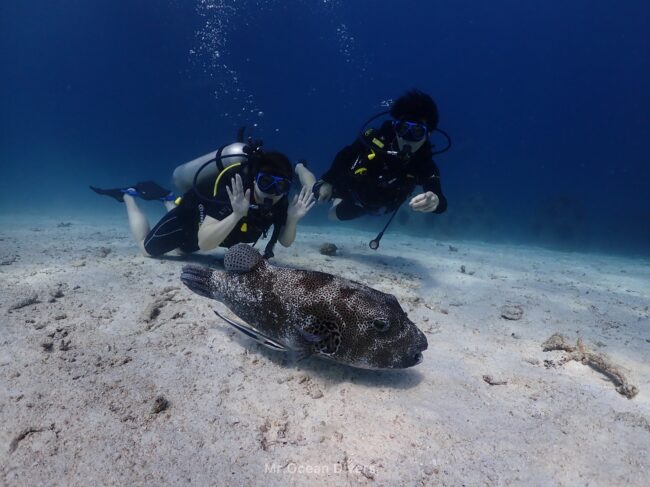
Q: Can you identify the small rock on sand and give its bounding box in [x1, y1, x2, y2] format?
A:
[483, 375, 507, 386]
[500, 304, 524, 320]
[151, 395, 170, 414]
[309, 389, 324, 399]
[319, 243, 337, 256]
[97, 247, 112, 258]
[9, 294, 40, 311]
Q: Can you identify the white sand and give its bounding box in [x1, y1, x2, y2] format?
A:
[1, 214, 649, 486]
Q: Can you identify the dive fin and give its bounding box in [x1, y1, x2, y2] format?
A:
[90, 186, 126, 203]
[90, 181, 173, 202]
[133, 181, 174, 201]
[213, 310, 288, 352]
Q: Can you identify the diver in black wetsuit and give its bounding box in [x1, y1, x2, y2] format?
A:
[296, 90, 448, 221]
[91, 147, 315, 258]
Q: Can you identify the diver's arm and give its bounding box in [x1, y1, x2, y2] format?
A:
[278, 221, 297, 247]
[317, 142, 360, 202]
[409, 191, 440, 213]
[294, 162, 317, 189]
[278, 186, 316, 247]
[197, 213, 243, 250]
[198, 174, 250, 250]
[420, 177, 447, 213]
[416, 161, 447, 214]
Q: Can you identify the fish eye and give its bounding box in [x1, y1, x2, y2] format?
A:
[373, 319, 390, 332]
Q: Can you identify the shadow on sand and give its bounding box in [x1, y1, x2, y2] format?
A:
[338, 250, 422, 270]
[338, 250, 439, 289]
[212, 322, 425, 390]
[156, 253, 225, 269]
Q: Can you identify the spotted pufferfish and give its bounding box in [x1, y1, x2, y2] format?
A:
[180, 244, 427, 369]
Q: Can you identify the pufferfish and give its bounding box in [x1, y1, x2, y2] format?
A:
[180, 244, 427, 369]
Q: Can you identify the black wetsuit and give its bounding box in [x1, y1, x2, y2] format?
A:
[143, 165, 288, 257]
[321, 121, 447, 220]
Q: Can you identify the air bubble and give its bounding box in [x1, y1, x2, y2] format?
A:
[193, 1, 354, 119]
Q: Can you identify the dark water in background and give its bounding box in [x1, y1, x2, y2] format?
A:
[1, 1, 649, 255]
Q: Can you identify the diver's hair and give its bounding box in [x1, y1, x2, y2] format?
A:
[255, 151, 293, 180]
[390, 89, 439, 129]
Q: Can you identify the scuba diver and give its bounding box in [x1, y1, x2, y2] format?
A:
[295, 89, 450, 248]
[91, 140, 315, 258]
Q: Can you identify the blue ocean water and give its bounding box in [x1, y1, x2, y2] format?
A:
[1, 0, 648, 255]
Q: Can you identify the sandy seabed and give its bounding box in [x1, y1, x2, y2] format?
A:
[1, 214, 649, 486]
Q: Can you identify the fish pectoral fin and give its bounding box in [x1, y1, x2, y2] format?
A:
[288, 347, 312, 362]
[301, 321, 342, 356]
[299, 329, 325, 343]
[213, 309, 288, 353]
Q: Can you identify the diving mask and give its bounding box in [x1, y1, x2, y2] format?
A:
[392, 120, 429, 142]
[255, 172, 291, 196]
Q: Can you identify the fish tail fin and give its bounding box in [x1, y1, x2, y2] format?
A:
[181, 265, 215, 298]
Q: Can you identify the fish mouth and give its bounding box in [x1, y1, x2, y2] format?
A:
[401, 351, 424, 368]
[344, 350, 425, 370]
[402, 330, 427, 367]
[413, 352, 423, 365]
[180, 265, 214, 298]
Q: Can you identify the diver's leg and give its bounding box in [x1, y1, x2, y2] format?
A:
[124, 194, 151, 255]
[330, 199, 366, 221]
[161, 200, 185, 255]
[328, 199, 343, 221]
[142, 208, 193, 257]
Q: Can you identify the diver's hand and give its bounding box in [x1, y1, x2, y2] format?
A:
[317, 181, 333, 203]
[226, 174, 250, 218]
[287, 185, 316, 221]
[409, 191, 439, 212]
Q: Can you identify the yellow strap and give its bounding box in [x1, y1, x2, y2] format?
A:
[367, 150, 376, 160]
[371, 138, 384, 148]
[213, 163, 242, 197]
[240, 222, 248, 232]
[354, 167, 368, 175]
[174, 196, 183, 206]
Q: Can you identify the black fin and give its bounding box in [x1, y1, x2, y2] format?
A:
[299, 329, 324, 343]
[213, 310, 288, 352]
[288, 347, 312, 362]
[90, 186, 125, 203]
[133, 181, 173, 201]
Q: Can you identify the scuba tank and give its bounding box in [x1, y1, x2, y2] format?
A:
[173, 142, 248, 194]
